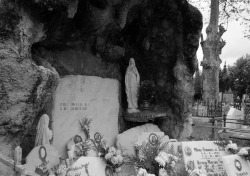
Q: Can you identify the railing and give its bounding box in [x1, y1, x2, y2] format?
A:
[0, 146, 39, 176]
[192, 99, 222, 117]
[193, 114, 250, 141]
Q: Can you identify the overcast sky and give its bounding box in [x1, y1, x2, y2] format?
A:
[196, 10, 250, 68]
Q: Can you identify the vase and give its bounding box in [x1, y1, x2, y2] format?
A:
[141, 100, 150, 110]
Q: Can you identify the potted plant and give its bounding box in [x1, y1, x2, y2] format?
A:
[139, 80, 156, 109]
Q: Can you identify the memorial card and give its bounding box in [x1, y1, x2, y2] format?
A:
[222, 155, 250, 176]
[181, 141, 228, 176]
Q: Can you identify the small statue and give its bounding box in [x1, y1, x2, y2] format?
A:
[35, 114, 53, 147]
[125, 58, 140, 113]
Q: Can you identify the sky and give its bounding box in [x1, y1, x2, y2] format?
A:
[196, 15, 250, 68]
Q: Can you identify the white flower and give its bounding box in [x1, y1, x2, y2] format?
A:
[137, 168, 147, 176]
[225, 143, 238, 153]
[147, 174, 156, 176]
[158, 168, 168, 176]
[172, 156, 178, 162]
[155, 156, 166, 167]
[238, 147, 249, 156]
[98, 152, 102, 157]
[116, 150, 121, 155]
[111, 156, 119, 165]
[170, 161, 175, 168]
[158, 152, 170, 163]
[117, 155, 123, 164]
[105, 153, 113, 160]
[109, 146, 116, 154]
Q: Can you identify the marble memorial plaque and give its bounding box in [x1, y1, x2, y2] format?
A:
[67, 156, 107, 176]
[222, 155, 250, 176]
[181, 141, 228, 176]
[52, 76, 119, 157]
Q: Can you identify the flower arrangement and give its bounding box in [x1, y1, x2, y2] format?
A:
[214, 140, 238, 154]
[55, 164, 68, 176]
[237, 147, 250, 160]
[154, 151, 178, 174]
[139, 80, 156, 101]
[126, 137, 169, 176]
[214, 140, 250, 160]
[104, 146, 124, 172]
[79, 117, 92, 140]
[74, 140, 93, 157]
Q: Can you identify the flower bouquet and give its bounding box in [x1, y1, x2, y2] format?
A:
[237, 147, 250, 160]
[104, 147, 124, 174]
[214, 140, 238, 154]
[154, 151, 178, 176]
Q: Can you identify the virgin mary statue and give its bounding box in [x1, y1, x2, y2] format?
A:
[125, 58, 140, 113]
[35, 114, 53, 147]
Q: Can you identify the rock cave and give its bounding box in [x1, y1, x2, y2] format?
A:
[0, 0, 202, 175]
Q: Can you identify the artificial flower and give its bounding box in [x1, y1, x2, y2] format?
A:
[172, 156, 178, 162]
[158, 152, 170, 163]
[137, 168, 147, 176]
[155, 156, 166, 167]
[170, 161, 175, 168]
[105, 153, 113, 160]
[237, 147, 250, 156]
[117, 155, 123, 163]
[225, 142, 238, 154]
[158, 168, 168, 176]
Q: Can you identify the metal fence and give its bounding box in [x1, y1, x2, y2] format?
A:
[192, 99, 222, 117]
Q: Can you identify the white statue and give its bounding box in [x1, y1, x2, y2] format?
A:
[35, 114, 53, 147]
[125, 58, 140, 113]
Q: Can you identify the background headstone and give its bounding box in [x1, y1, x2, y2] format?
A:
[222, 155, 250, 176]
[23, 145, 60, 172]
[116, 123, 163, 176]
[67, 156, 106, 176]
[226, 107, 244, 129]
[52, 76, 120, 157]
[181, 141, 228, 176]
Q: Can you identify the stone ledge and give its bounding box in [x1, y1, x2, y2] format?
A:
[124, 110, 168, 122]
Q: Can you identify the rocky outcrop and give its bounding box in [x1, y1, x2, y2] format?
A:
[0, 0, 202, 171]
[0, 2, 59, 173]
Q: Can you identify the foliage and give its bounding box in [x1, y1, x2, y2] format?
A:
[194, 69, 203, 100]
[79, 117, 92, 139]
[188, 0, 250, 38]
[74, 141, 93, 157]
[104, 146, 124, 170]
[125, 138, 168, 175]
[227, 54, 250, 97]
[219, 62, 230, 93]
[139, 80, 156, 101]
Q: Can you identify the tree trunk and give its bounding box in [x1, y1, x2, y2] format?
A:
[201, 0, 226, 101]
